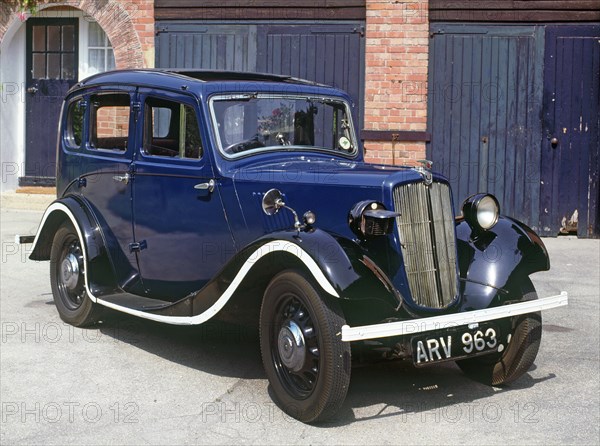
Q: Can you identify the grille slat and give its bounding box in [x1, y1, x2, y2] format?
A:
[393, 182, 457, 308]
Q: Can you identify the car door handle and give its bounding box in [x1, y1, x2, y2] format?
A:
[112, 173, 131, 185]
[194, 179, 216, 193]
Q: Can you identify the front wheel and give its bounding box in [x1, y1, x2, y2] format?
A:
[259, 270, 351, 423]
[50, 222, 103, 327]
[456, 278, 542, 385]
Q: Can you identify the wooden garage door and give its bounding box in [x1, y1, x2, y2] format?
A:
[155, 22, 365, 125]
[426, 24, 544, 231]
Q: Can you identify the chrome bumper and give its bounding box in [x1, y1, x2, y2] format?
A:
[341, 292, 568, 342]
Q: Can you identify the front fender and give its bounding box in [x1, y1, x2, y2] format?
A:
[248, 229, 398, 306]
[456, 216, 550, 310]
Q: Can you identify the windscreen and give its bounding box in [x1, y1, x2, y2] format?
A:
[210, 94, 357, 158]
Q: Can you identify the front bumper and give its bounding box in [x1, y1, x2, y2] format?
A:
[341, 292, 568, 342]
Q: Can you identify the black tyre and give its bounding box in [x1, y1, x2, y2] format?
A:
[259, 270, 351, 423]
[456, 278, 542, 385]
[50, 222, 103, 327]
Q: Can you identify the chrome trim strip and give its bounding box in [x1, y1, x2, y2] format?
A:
[96, 240, 339, 325]
[33, 208, 340, 325]
[341, 292, 568, 342]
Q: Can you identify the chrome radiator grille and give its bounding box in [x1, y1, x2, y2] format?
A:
[393, 182, 458, 308]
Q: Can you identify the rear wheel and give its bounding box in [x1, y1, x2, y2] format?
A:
[456, 278, 542, 385]
[50, 222, 103, 327]
[259, 270, 351, 423]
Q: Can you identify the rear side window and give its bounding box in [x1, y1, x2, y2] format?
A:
[89, 93, 130, 151]
[142, 97, 203, 159]
[65, 99, 85, 149]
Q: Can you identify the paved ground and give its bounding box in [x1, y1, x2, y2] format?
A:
[1, 207, 598, 445]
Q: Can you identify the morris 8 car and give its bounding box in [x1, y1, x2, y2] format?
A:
[25, 69, 568, 423]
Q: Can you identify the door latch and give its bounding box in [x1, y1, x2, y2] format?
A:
[129, 240, 147, 253]
[113, 173, 131, 184]
[194, 179, 216, 193]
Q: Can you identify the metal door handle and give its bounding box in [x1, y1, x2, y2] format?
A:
[194, 179, 215, 192]
[112, 173, 131, 184]
[550, 137, 559, 147]
[27, 87, 38, 94]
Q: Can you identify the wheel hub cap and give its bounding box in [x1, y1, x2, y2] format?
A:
[277, 321, 306, 372]
[61, 253, 80, 291]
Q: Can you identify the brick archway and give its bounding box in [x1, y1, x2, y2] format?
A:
[0, 0, 154, 69]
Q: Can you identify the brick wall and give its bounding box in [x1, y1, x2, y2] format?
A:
[0, 0, 155, 69]
[363, 0, 429, 166]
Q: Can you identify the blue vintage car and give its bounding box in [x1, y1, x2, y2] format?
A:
[27, 69, 567, 423]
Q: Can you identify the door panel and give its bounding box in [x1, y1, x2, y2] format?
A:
[257, 24, 365, 126]
[73, 90, 140, 291]
[155, 21, 365, 126]
[132, 91, 235, 301]
[25, 18, 78, 180]
[426, 25, 544, 230]
[541, 25, 600, 237]
[155, 23, 257, 71]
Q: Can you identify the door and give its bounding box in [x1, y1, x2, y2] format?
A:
[75, 89, 141, 292]
[25, 18, 78, 182]
[256, 23, 365, 126]
[155, 23, 257, 71]
[540, 25, 600, 238]
[155, 21, 365, 126]
[426, 25, 545, 230]
[131, 90, 235, 301]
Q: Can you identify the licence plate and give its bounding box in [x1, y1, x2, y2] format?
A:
[412, 323, 501, 366]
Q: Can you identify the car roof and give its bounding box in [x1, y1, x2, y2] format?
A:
[72, 69, 332, 93]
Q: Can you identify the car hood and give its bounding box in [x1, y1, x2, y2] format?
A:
[223, 154, 441, 246]
[228, 154, 426, 188]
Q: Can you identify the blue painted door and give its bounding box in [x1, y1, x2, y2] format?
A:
[63, 89, 141, 292]
[155, 23, 257, 71]
[25, 18, 78, 181]
[427, 25, 544, 231]
[131, 89, 235, 301]
[256, 23, 365, 126]
[540, 25, 600, 237]
[155, 21, 365, 125]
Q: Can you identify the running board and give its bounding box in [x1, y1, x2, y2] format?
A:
[98, 293, 173, 311]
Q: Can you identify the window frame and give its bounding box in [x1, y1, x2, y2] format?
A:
[86, 21, 115, 75]
[85, 91, 133, 156]
[138, 94, 204, 163]
[208, 93, 359, 161]
[63, 96, 86, 151]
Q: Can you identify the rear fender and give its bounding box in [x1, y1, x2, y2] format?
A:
[29, 196, 117, 296]
[30, 197, 102, 262]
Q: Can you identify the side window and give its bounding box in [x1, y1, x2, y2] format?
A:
[65, 99, 85, 149]
[89, 93, 130, 151]
[143, 97, 203, 159]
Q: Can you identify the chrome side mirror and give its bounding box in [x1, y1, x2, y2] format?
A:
[262, 189, 285, 216]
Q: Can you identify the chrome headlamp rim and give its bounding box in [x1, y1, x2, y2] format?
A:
[462, 193, 500, 231]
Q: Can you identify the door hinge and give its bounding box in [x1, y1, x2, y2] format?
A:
[133, 101, 141, 121]
[129, 240, 147, 253]
[352, 26, 365, 37]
